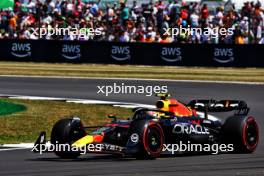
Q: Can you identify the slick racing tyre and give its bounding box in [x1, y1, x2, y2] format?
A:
[222, 116, 259, 153]
[142, 123, 164, 158]
[51, 118, 86, 159]
[128, 120, 164, 159]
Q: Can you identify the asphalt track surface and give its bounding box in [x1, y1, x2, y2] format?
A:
[0, 76, 263, 176]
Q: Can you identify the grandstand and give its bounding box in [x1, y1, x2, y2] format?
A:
[0, 0, 264, 43]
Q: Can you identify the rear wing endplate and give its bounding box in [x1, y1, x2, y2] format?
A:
[188, 99, 250, 116]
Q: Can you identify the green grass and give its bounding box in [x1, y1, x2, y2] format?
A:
[0, 61, 263, 82]
[0, 98, 131, 144]
[0, 100, 26, 116]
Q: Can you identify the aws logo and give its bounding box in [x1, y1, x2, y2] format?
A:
[214, 48, 234, 63]
[111, 46, 130, 61]
[161, 47, 182, 62]
[11, 43, 31, 58]
[62, 45, 81, 60]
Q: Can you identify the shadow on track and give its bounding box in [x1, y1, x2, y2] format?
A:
[26, 154, 136, 163]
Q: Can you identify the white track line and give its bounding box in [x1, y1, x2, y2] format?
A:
[9, 96, 66, 101]
[0, 94, 155, 108]
[67, 99, 130, 105]
[1, 143, 34, 149]
[113, 104, 155, 109]
[0, 148, 29, 151]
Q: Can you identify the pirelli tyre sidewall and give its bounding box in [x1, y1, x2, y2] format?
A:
[222, 115, 259, 153]
[142, 122, 165, 158]
[129, 119, 164, 159]
[51, 118, 86, 159]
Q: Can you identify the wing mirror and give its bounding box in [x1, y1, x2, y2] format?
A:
[108, 114, 117, 122]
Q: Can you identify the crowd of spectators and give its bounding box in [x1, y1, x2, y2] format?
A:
[0, 0, 264, 44]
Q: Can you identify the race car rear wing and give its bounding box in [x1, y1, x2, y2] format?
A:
[187, 99, 249, 116]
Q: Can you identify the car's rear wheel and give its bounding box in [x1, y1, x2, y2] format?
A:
[51, 118, 86, 159]
[222, 116, 259, 153]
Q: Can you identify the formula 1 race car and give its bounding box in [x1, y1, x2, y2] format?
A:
[33, 94, 259, 159]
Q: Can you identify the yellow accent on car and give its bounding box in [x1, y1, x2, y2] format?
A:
[156, 93, 171, 98]
[71, 135, 94, 148]
[161, 100, 170, 111]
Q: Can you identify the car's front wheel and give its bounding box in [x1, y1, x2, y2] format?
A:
[142, 123, 164, 158]
[127, 120, 164, 159]
[50, 118, 86, 159]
